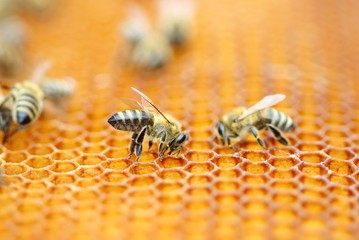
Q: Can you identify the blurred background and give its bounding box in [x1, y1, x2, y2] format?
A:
[1, 0, 359, 239]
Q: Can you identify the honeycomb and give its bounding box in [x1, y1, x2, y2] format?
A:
[1, 0, 359, 239]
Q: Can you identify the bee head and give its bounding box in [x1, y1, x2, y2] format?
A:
[168, 131, 189, 155]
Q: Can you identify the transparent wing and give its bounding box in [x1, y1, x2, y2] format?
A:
[236, 94, 286, 121]
[32, 60, 52, 83]
[118, 97, 146, 111]
[131, 87, 172, 124]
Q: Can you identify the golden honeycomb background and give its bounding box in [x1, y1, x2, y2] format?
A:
[1, 0, 359, 239]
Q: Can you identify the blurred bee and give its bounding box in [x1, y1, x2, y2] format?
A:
[157, 0, 195, 46]
[121, 4, 172, 69]
[0, 90, 12, 135]
[21, 0, 54, 14]
[108, 87, 189, 160]
[0, 81, 44, 143]
[0, 17, 26, 76]
[30, 60, 75, 103]
[215, 94, 295, 149]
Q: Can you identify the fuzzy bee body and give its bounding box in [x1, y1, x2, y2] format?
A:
[108, 88, 189, 160]
[39, 78, 75, 102]
[216, 94, 295, 148]
[2, 81, 44, 125]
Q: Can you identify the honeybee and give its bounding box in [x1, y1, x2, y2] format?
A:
[0, 81, 44, 143]
[31, 60, 75, 102]
[121, 4, 172, 69]
[157, 0, 195, 46]
[215, 94, 295, 149]
[108, 87, 189, 160]
[0, 17, 26, 76]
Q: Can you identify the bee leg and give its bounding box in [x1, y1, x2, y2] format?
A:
[134, 126, 148, 161]
[128, 132, 139, 158]
[266, 124, 288, 145]
[148, 140, 153, 150]
[158, 131, 168, 156]
[249, 127, 267, 149]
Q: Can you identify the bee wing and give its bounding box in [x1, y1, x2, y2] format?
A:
[131, 87, 172, 124]
[236, 94, 286, 122]
[32, 60, 52, 83]
[118, 97, 147, 111]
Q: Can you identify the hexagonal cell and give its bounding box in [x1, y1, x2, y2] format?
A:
[214, 146, 235, 155]
[187, 175, 213, 187]
[299, 153, 327, 164]
[214, 180, 240, 192]
[297, 163, 327, 176]
[269, 147, 296, 157]
[22, 169, 50, 180]
[100, 159, 132, 170]
[268, 157, 299, 169]
[136, 152, 158, 163]
[325, 148, 355, 161]
[49, 174, 76, 184]
[301, 189, 327, 201]
[81, 144, 107, 154]
[324, 159, 355, 175]
[102, 147, 129, 159]
[76, 155, 105, 165]
[51, 150, 80, 160]
[270, 181, 298, 191]
[102, 172, 129, 183]
[3, 164, 28, 175]
[128, 176, 156, 187]
[187, 140, 212, 150]
[25, 156, 53, 169]
[50, 161, 78, 173]
[241, 174, 269, 186]
[327, 186, 355, 197]
[156, 182, 183, 193]
[272, 193, 298, 204]
[213, 169, 241, 179]
[99, 185, 127, 194]
[129, 164, 158, 175]
[242, 151, 269, 163]
[186, 187, 211, 198]
[185, 162, 215, 174]
[301, 201, 326, 215]
[240, 162, 270, 174]
[325, 138, 351, 148]
[328, 174, 354, 186]
[243, 186, 269, 199]
[268, 169, 299, 180]
[211, 156, 241, 168]
[75, 166, 103, 178]
[241, 141, 266, 151]
[157, 170, 186, 181]
[298, 176, 327, 188]
[27, 145, 54, 155]
[3, 151, 28, 163]
[55, 138, 81, 150]
[105, 137, 131, 148]
[297, 143, 325, 152]
[184, 150, 215, 162]
[157, 156, 187, 168]
[297, 132, 322, 142]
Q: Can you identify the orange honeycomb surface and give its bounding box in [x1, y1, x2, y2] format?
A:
[1, 0, 359, 239]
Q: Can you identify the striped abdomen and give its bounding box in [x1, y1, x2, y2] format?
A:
[12, 89, 42, 125]
[108, 110, 154, 132]
[260, 108, 295, 132]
